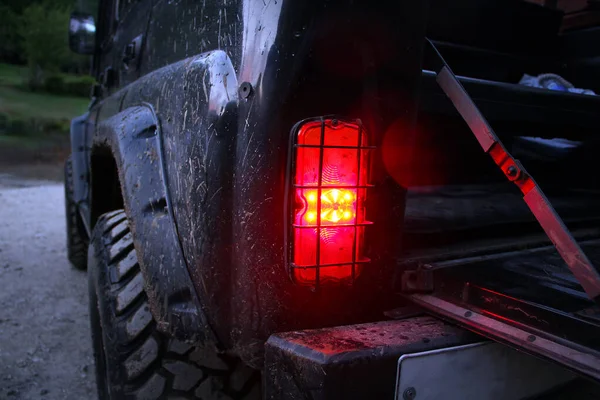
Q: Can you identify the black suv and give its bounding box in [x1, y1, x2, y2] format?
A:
[65, 0, 600, 398]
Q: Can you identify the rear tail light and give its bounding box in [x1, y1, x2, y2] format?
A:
[285, 118, 373, 287]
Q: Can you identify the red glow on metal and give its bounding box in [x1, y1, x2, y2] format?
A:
[478, 310, 519, 326]
[291, 119, 372, 285]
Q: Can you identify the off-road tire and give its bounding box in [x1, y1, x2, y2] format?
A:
[65, 155, 87, 270]
[88, 210, 261, 400]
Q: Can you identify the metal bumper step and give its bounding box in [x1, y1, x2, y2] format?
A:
[264, 316, 478, 400]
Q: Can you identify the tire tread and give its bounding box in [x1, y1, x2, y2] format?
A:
[89, 210, 261, 400]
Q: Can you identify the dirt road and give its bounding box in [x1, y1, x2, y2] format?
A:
[0, 177, 97, 399]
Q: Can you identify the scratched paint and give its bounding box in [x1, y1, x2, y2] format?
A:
[84, 0, 427, 366]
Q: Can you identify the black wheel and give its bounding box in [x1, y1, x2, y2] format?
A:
[64, 155, 87, 270]
[88, 210, 261, 400]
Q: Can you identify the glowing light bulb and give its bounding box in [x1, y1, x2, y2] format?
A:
[318, 189, 356, 223]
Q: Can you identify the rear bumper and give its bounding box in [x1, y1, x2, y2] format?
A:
[264, 316, 478, 400]
[401, 241, 600, 382]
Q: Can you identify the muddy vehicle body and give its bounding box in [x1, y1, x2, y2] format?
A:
[66, 0, 600, 398]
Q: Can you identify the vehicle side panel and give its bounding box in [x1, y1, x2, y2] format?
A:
[87, 0, 427, 364]
[93, 104, 214, 342]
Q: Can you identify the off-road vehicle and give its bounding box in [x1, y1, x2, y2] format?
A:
[66, 0, 600, 398]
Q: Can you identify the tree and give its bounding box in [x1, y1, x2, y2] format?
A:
[19, 3, 74, 84]
[0, 4, 23, 64]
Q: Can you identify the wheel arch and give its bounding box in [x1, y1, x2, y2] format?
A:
[89, 147, 124, 229]
[91, 104, 214, 345]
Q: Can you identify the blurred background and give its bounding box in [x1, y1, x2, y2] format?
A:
[0, 0, 96, 180]
[0, 2, 98, 399]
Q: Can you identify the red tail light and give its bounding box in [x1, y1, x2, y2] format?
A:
[286, 118, 373, 286]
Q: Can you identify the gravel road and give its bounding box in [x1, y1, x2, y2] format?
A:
[0, 177, 97, 399]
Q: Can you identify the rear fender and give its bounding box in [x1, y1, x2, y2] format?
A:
[90, 50, 237, 346]
[93, 104, 213, 343]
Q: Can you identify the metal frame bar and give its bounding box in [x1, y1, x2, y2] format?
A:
[315, 118, 325, 288]
[294, 185, 373, 189]
[351, 124, 363, 281]
[427, 39, 600, 302]
[409, 293, 600, 381]
[293, 221, 372, 228]
[295, 144, 376, 150]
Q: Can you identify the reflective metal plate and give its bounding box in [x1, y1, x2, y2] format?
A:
[396, 342, 576, 400]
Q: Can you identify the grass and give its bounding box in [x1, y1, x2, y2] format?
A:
[0, 62, 89, 166]
[0, 134, 68, 148]
[0, 62, 91, 85]
[0, 63, 89, 120]
[0, 63, 27, 86]
[0, 85, 89, 120]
